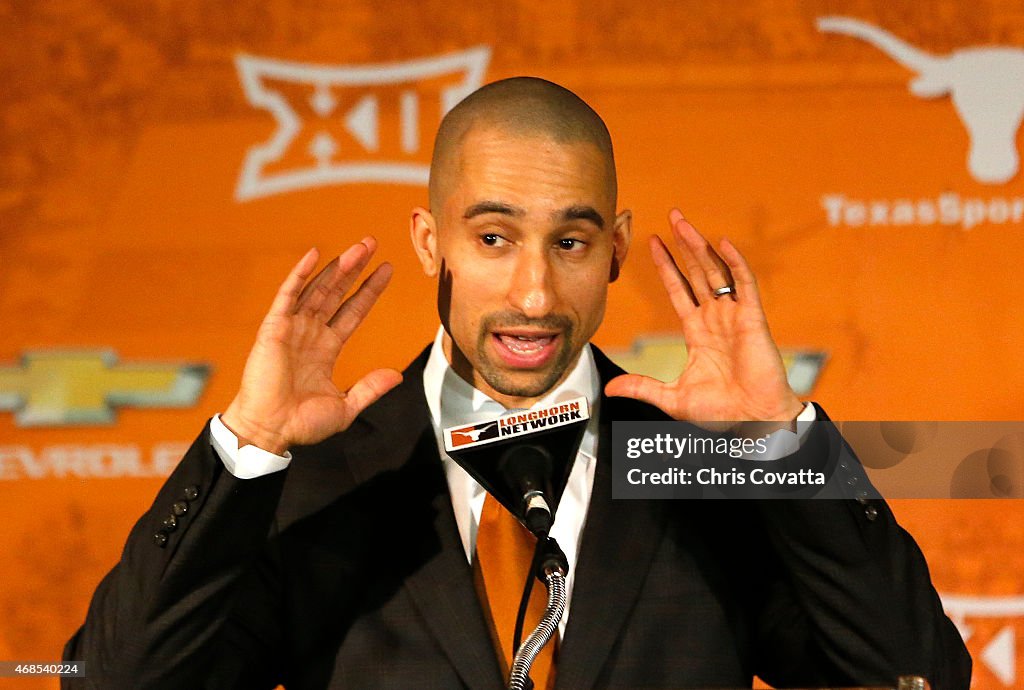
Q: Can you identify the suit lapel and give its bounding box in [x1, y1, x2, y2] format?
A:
[401, 474, 505, 690]
[345, 351, 504, 690]
[554, 351, 669, 690]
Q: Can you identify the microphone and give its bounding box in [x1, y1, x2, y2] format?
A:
[444, 396, 590, 537]
[499, 444, 554, 536]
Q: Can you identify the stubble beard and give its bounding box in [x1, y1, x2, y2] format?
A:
[474, 313, 577, 400]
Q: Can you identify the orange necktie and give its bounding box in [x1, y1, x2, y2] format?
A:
[475, 492, 556, 689]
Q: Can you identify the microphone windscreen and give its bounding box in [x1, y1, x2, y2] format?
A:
[499, 444, 553, 499]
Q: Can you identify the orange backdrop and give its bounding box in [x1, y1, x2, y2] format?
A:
[2, 1, 1023, 687]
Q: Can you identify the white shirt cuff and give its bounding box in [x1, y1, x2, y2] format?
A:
[745, 402, 818, 461]
[209, 413, 292, 479]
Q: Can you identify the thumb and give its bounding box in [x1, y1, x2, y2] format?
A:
[605, 373, 672, 410]
[344, 368, 403, 421]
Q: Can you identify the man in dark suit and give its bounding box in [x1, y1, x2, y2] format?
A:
[65, 77, 970, 689]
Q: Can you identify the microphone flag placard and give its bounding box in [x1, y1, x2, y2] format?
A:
[443, 396, 590, 452]
[444, 396, 590, 528]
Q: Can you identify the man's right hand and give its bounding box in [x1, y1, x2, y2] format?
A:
[221, 237, 403, 455]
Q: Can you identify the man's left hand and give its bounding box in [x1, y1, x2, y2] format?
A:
[605, 208, 804, 426]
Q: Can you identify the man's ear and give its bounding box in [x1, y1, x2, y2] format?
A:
[410, 207, 440, 277]
[609, 209, 632, 283]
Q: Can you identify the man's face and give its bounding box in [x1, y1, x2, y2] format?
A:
[416, 125, 630, 408]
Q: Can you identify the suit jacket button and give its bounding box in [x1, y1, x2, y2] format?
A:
[153, 531, 169, 548]
[162, 515, 178, 531]
[172, 501, 189, 517]
[865, 505, 879, 521]
[184, 485, 200, 501]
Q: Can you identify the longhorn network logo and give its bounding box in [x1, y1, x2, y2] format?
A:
[0, 351, 209, 427]
[235, 47, 490, 200]
[443, 397, 590, 453]
[818, 16, 1024, 185]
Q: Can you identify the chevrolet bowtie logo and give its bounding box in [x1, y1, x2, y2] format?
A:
[235, 46, 491, 200]
[607, 336, 827, 396]
[0, 351, 210, 427]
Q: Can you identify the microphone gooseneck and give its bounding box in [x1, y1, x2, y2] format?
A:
[508, 570, 566, 690]
[508, 537, 569, 690]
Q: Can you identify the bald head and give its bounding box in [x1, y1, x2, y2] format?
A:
[428, 77, 617, 216]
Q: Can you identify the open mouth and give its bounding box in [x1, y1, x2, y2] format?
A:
[491, 331, 560, 368]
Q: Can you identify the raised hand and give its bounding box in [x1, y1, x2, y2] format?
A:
[221, 238, 403, 454]
[605, 209, 803, 426]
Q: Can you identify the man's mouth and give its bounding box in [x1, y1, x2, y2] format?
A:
[498, 333, 555, 353]
[491, 331, 560, 368]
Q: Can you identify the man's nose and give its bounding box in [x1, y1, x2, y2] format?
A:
[506, 246, 554, 318]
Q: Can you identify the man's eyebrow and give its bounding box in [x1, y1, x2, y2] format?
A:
[558, 205, 605, 229]
[463, 201, 525, 219]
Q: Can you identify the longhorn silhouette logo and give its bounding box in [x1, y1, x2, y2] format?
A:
[450, 420, 499, 447]
[818, 16, 1024, 184]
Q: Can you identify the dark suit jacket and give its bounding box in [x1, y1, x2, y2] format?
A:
[65, 346, 970, 689]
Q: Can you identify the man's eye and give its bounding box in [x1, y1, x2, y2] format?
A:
[481, 233, 506, 247]
[558, 238, 583, 250]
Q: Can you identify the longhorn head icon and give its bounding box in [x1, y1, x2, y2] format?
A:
[818, 16, 1024, 184]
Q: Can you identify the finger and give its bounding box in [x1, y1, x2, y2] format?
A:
[268, 247, 320, 317]
[295, 256, 341, 317]
[344, 368, 404, 421]
[719, 238, 763, 309]
[672, 216, 734, 301]
[294, 238, 373, 316]
[666, 214, 713, 302]
[296, 237, 377, 317]
[675, 217, 734, 295]
[605, 373, 679, 413]
[327, 262, 394, 339]
[649, 234, 697, 318]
